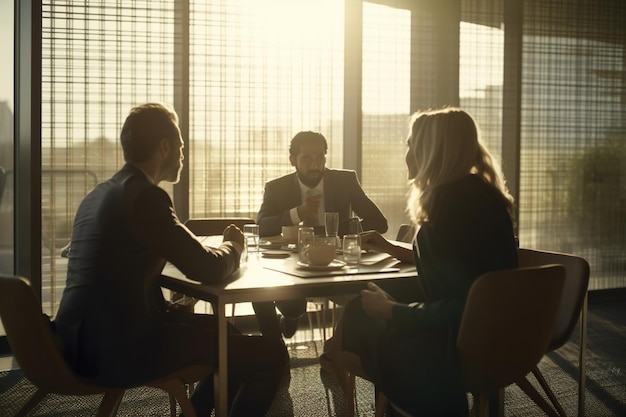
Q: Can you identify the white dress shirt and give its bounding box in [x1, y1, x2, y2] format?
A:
[289, 178, 325, 225]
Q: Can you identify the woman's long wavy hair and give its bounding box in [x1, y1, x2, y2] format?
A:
[405, 107, 514, 225]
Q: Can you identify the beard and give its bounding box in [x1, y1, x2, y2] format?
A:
[297, 168, 323, 188]
[163, 155, 183, 184]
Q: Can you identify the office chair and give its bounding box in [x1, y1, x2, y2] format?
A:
[457, 264, 565, 417]
[338, 265, 566, 417]
[0, 274, 212, 417]
[395, 223, 415, 243]
[517, 248, 590, 417]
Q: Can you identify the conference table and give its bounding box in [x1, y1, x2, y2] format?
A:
[159, 238, 417, 417]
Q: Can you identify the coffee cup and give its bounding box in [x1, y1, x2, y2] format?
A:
[281, 225, 299, 243]
[307, 238, 336, 266]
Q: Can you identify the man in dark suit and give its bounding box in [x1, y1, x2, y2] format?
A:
[254, 131, 388, 339]
[54, 103, 287, 417]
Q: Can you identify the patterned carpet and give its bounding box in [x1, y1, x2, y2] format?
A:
[1, 299, 625, 416]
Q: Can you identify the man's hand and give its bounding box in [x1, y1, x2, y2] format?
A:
[223, 224, 245, 248]
[360, 282, 395, 320]
[297, 192, 322, 224]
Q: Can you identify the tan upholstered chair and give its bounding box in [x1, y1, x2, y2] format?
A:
[458, 264, 565, 417]
[0, 275, 212, 417]
[517, 248, 590, 417]
[338, 264, 566, 417]
[395, 223, 415, 243]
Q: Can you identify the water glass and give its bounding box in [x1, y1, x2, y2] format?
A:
[243, 224, 260, 253]
[325, 212, 339, 237]
[342, 234, 361, 266]
[298, 226, 315, 263]
[348, 217, 363, 234]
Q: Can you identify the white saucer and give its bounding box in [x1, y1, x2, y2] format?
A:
[296, 260, 347, 270]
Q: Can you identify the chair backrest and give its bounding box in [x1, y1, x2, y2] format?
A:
[456, 265, 565, 394]
[184, 217, 255, 236]
[518, 248, 590, 351]
[0, 275, 105, 395]
[395, 224, 415, 243]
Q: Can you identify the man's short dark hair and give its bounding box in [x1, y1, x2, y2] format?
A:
[289, 131, 328, 157]
[120, 103, 179, 163]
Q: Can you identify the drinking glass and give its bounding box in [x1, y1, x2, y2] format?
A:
[298, 226, 315, 263]
[325, 211, 339, 235]
[243, 224, 260, 253]
[342, 234, 361, 266]
[348, 217, 363, 234]
[325, 212, 340, 248]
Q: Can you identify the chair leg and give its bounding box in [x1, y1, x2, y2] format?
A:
[169, 393, 177, 417]
[345, 372, 356, 417]
[95, 390, 124, 417]
[516, 376, 560, 417]
[155, 379, 197, 417]
[578, 295, 588, 417]
[488, 389, 504, 417]
[472, 393, 491, 417]
[330, 300, 336, 338]
[307, 307, 315, 339]
[320, 300, 327, 340]
[15, 389, 48, 417]
[374, 389, 389, 417]
[532, 367, 568, 417]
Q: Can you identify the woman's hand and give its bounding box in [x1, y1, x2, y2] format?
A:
[359, 229, 415, 265]
[360, 282, 395, 320]
[359, 230, 390, 253]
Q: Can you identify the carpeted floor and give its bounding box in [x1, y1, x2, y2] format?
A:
[1, 299, 625, 416]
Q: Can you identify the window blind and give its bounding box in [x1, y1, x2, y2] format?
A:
[519, 0, 625, 289]
[188, 0, 345, 219]
[36, 0, 626, 317]
[41, 0, 178, 314]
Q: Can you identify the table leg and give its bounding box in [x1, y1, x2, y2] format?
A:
[214, 301, 228, 417]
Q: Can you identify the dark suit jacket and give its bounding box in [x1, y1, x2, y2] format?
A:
[256, 168, 388, 237]
[54, 163, 240, 385]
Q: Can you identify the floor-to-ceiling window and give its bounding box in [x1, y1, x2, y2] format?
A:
[361, 2, 411, 238]
[459, 2, 504, 159]
[28, 0, 626, 317]
[188, 0, 345, 220]
[0, 0, 15, 339]
[519, 0, 626, 290]
[38, 0, 349, 316]
[40, 0, 180, 315]
[0, 1, 15, 275]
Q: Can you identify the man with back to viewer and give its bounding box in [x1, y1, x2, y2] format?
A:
[54, 102, 288, 417]
[254, 130, 389, 339]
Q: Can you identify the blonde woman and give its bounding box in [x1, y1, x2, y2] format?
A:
[341, 108, 518, 416]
